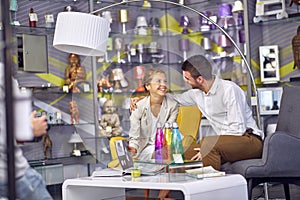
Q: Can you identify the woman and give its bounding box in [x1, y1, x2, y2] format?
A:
[128, 68, 178, 161]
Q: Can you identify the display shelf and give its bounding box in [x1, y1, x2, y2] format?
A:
[249, 14, 300, 26]
[28, 153, 96, 166]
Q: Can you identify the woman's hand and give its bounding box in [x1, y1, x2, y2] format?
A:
[128, 146, 137, 156]
[191, 148, 202, 161]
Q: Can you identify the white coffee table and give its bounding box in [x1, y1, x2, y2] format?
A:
[62, 173, 247, 200]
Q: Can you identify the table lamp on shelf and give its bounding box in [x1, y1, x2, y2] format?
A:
[142, 0, 151, 9]
[137, 43, 144, 63]
[179, 38, 189, 61]
[218, 3, 235, 29]
[68, 131, 83, 157]
[179, 15, 190, 34]
[119, 9, 129, 34]
[232, 0, 244, 13]
[136, 16, 148, 35]
[134, 65, 146, 93]
[114, 37, 125, 63]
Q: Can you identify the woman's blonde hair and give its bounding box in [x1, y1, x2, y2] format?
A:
[143, 68, 166, 92]
[143, 68, 166, 85]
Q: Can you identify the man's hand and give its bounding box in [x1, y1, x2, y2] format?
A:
[128, 145, 137, 156]
[191, 148, 202, 161]
[130, 96, 145, 112]
[31, 111, 48, 137]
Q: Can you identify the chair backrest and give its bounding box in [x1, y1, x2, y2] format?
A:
[276, 85, 300, 137]
[107, 136, 128, 168]
[176, 106, 202, 146]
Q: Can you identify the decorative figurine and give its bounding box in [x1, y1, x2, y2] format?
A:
[70, 101, 79, 124]
[99, 99, 122, 137]
[292, 26, 300, 69]
[43, 134, 53, 159]
[29, 8, 38, 27]
[65, 53, 90, 93]
[97, 76, 113, 93]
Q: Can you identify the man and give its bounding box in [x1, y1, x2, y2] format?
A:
[131, 55, 263, 170]
[0, 63, 53, 199]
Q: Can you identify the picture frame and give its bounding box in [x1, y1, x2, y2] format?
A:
[257, 87, 283, 115]
[259, 45, 280, 83]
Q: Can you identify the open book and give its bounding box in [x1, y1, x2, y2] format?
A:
[92, 140, 165, 177]
[185, 166, 225, 179]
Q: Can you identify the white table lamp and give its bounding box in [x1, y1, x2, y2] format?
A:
[68, 131, 83, 156]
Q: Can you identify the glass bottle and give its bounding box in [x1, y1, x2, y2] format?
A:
[171, 122, 184, 163]
[29, 8, 38, 27]
[155, 122, 164, 163]
[164, 122, 172, 161]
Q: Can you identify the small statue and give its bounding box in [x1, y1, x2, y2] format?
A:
[65, 53, 89, 92]
[97, 76, 113, 93]
[43, 134, 52, 159]
[99, 99, 122, 137]
[292, 26, 300, 69]
[70, 101, 79, 124]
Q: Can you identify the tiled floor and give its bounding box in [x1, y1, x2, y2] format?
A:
[252, 183, 300, 200]
[49, 182, 300, 200]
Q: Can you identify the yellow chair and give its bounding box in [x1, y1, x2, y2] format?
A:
[177, 106, 202, 147]
[107, 106, 202, 168]
[107, 136, 128, 168]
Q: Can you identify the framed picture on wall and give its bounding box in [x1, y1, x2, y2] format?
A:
[259, 45, 280, 83]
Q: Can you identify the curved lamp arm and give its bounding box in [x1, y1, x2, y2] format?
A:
[91, 0, 261, 127]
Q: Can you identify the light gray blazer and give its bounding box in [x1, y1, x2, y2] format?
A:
[129, 96, 178, 157]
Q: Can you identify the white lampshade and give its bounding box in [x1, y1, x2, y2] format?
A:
[232, 0, 244, 13]
[53, 12, 110, 56]
[68, 131, 83, 144]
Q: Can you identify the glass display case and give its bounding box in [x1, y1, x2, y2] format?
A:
[10, 0, 251, 168]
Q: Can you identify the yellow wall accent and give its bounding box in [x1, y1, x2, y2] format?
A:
[36, 73, 65, 86]
[48, 57, 67, 72]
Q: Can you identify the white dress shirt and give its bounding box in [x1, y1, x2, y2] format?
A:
[168, 76, 263, 138]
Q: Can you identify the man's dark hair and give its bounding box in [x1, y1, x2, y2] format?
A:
[181, 55, 213, 80]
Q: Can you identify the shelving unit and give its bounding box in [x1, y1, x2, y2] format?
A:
[9, 0, 251, 169]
